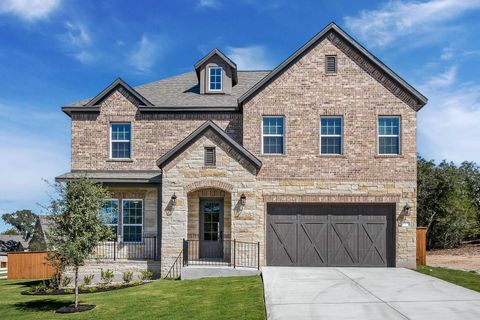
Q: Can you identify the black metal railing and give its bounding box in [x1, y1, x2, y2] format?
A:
[164, 250, 183, 279]
[183, 238, 260, 269]
[89, 235, 157, 261]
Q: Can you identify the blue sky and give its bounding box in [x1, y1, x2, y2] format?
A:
[1, 0, 480, 231]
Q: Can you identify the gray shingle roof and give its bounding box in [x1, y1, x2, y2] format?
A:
[55, 170, 161, 183]
[67, 71, 270, 109]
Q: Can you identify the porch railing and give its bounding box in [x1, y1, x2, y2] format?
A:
[89, 235, 157, 261]
[182, 238, 260, 269]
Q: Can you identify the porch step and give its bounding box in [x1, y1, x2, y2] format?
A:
[181, 265, 260, 280]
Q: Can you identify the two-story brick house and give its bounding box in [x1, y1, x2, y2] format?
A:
[57, 22, 427, 277]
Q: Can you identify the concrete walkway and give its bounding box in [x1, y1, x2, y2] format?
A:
[262, 267, 480, 320]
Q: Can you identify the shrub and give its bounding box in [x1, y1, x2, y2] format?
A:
[101, 269, 114, 284]
[131, 280, 141, 286]
[140, 270, 153, 281]
[83, 274, 95, 286]
[64, 288, 73, 294]
[122, 271, 133, 283]
[88, 286, 97, 293]
[61, 276, 72, 287]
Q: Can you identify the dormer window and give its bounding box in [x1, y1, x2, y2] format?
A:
[209, 67, 222, 91]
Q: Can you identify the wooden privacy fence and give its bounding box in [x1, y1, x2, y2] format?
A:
[416, 227, 427, 266]
[7, 251, 56, 280]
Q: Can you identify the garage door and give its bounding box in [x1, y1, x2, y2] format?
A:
[267, 203, 395, 267]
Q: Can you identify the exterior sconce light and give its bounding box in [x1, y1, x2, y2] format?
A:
[171, 193, 177, 208]
[404, 203, 413, 215]
[240, 194, 246, 207]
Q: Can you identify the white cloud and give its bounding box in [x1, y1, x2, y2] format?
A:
[129, 35, 160, 73]
[418, 83, 480, 163]
[344, 0, 480, 48]
[424, 66, 457, 88]
[225, 45, 274, 70]
[65, 21, 91, 46]
[0, 0, 60, 20]
[199, 0, 219, 8]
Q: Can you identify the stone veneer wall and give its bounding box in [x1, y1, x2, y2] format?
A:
[161, 133, 257, 275]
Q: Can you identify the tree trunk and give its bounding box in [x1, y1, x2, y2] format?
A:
[74, 266, 79, 309]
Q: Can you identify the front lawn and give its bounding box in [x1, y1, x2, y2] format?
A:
[0, 276, 265, 320]
[417, 265, 480, 292]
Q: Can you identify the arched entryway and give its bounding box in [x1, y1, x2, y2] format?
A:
[187, 188, 232, 262]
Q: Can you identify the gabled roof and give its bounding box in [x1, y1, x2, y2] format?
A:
[194, 48, 238, 86]
[156, 120, 262, 170]
[85, 77, 154, 107]
[62, 71, 269, 114]
[238, 22, 428, 110]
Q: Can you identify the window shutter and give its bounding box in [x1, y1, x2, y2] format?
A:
[204, 147, 216, 166]
[325, 56, 337, 73]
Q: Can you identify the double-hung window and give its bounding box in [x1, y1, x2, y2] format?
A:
[320, 116, 343, 155]
[111, 123, 131, 159]
[378, 116, 400, 155]
[100, 199, 119, 240]
[262, 116, 284, 154]
[122, 199, 143, 243]
[209, 67, 222, 91]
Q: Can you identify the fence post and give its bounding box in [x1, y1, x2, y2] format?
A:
[114, 237, 117, 261]
[257, 242, 260, 270]
[182, 239, 188, 266]
[154, 236, 157, 260]
[233, 239, 236, 269]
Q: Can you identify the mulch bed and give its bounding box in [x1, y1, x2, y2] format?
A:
[56, 304, 96, 313]
[22, 281, 151, 295]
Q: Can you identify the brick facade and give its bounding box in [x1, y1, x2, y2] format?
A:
[68, 30, 421, 273]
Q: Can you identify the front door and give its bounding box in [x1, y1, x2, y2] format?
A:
[199, 199, 224, 259]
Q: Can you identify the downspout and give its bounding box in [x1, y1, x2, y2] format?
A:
[156, 175, 162, 276]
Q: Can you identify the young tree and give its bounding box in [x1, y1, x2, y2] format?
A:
[47, 177, 112, 310]
[2, 209, 38, 241]
[1, 228, 20, 235]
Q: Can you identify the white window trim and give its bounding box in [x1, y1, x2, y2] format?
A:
[320, 116, 343, 155]
[208, 67, 223, 92]
[378, 116, 401, 156]
[261, 116, 285, 155]
[110, 123, 132, 160]
[122, 199, 143, 243]
[103, 199, 119, 239]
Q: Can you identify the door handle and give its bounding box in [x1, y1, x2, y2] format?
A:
[220, 231, 223, 240]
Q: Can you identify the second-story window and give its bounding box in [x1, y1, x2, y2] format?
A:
[209, 67, 222, 91]
[320, 116, 343, 155]
[262, 116, 284, 154]
[111, 123, 131, 159]
[378, 116, 400, 155]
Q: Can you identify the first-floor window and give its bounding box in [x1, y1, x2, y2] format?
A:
[122, 199, 143, 242]
[100, 199, 119, 240]
[378, 116, 400, 155]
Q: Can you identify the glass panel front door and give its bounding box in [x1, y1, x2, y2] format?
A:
[200, 199, 224, 259]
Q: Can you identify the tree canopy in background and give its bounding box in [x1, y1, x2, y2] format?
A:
[417, 156, 480, 249]
[1, 209, 38, 241]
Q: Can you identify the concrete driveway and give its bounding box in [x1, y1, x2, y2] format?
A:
[262, 267, 480, 320]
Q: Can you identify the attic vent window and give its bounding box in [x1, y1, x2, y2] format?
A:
[209, 67, 222, 91]
[204, 147, 216, 166]
[325, 55, 337, 74]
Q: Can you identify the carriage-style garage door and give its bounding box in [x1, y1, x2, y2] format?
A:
[266, 203, 396, 267]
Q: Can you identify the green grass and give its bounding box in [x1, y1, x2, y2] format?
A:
[0, 276, 265, 320]
[417, 265, 480, 292]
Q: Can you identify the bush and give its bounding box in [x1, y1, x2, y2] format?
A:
[140, 270, 153, 281]
[47, 274, 60, 289]
[61, 276, 72, 287]
[101, 269, 114, 284]
[122, 271, 133, 283]
[88, 286, 97, 293]
[83, 274, 95, 286]
[131, 280, 141, 286]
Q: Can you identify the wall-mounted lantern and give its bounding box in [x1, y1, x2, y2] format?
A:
[403, 203, 413, 215]
[171, 193, 177, 209]
[240, 194, 246, 207]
